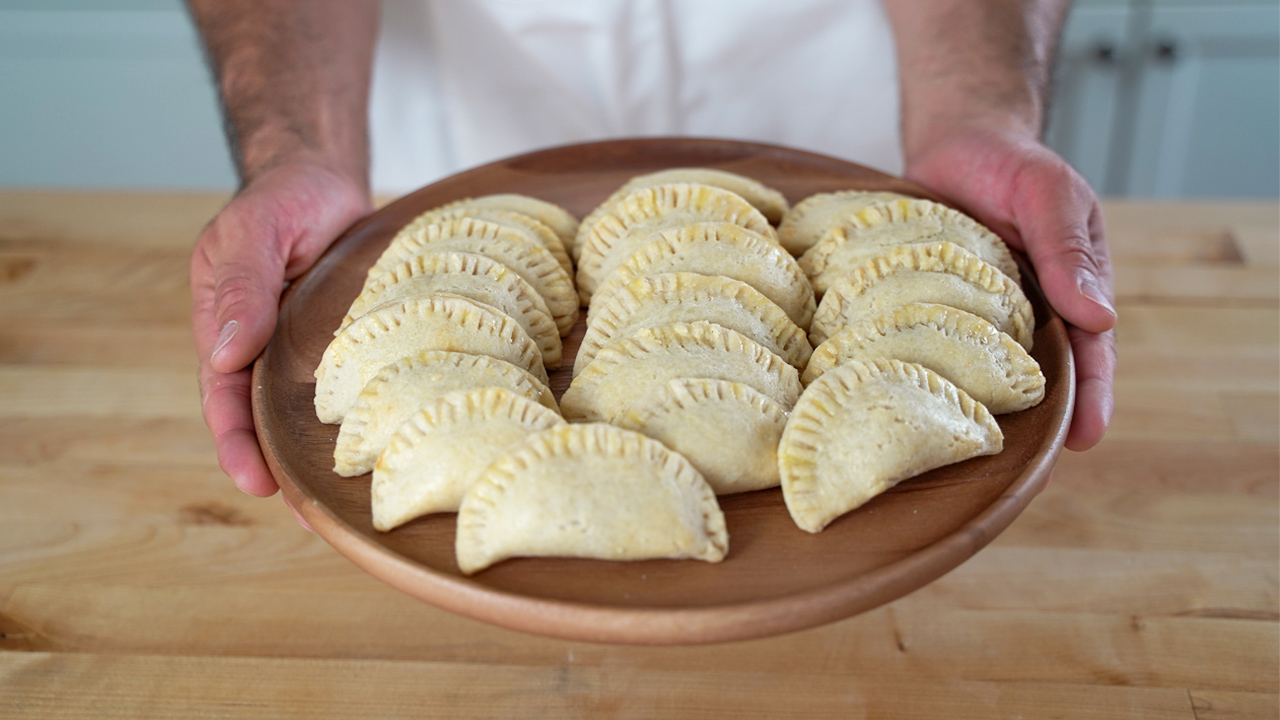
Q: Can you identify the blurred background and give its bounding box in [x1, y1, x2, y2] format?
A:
[1, 0, 1277, 197]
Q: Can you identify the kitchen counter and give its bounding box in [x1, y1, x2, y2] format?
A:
[0, 192, 1275, 719]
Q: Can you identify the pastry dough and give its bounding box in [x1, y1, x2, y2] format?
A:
[588, 222, 816, 329]
[799, 197, 1021, 296]
[370, 387, 565, 530]
[561, 321, 802, 423]
[778, 190, 912, 256]
[810, 242, 1035, 350]
[576, 183, 777, 302]
[365, 217, 578, 335]
[394, 206, 572, 277]
[576, 169, 789, 257]
[345, 251, 562, 367]
[314, 294, 546, 424]
[575, 273, 811, 376]
[802, 303, 1046, 414]
[779, 358, 1003, 533]
[436, 194, 579, 254]
[455, 423, 728, 574]
[617, 378, 787, 495]
[333, 350, 557, 477]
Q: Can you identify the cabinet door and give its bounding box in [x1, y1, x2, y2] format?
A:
[1126, 4, 1280, 198]
[1044, 4, 1133, 195]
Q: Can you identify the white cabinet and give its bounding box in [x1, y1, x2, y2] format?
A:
[1047, 1, 1280, 198]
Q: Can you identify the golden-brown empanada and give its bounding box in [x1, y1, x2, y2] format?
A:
[455, 423, 728, 574]
[802, 303, 1046, 414]
[561, 321, 801, 423]
[344, 251, 562, 367]
[576, 183, 776, 303]
[394, 206, 572, 277]
[809, 242, 1035, 350]
[333, 350, 557, 477]
[575, 273, 811, 376]
[617, 378, 787, 495]
[588, 222, 816, 329]
[779, 358, 1003, 533]
[777, 190, 913, 256]
[314, 294, 546, 424]
[800, 198, 1021, 296]
[370, 387, 565, 530]
[364, 217, 578, 335]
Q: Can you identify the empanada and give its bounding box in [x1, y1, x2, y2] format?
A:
[314, 294, 546, 424]
[576, 170, 789, 255]
[575, 273, 811, 376]
[802, 303, 1046, 414]
[576, 183, 776, 302]
[455, 423, 728, 574]
[345, 251, 562, 367]
[588, 222, 816, 329]
[800, 198, 1021, 296]
[561, 321, 801, 423]
[778, 190, 913, 256]
[364, 217, 578, 335]
[436, 194, 579, 254]
[333, 350, 557, 477]
[779, 358, 1003, 533]
[810, 242, 1035, 350]
[394, 206, 572, 277]
[371, 387, 565, 530]
[617, 378, 786, 495]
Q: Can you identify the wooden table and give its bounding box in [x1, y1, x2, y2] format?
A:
[0, 192, 1275, 719]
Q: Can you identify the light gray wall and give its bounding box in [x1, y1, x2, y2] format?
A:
[2, 0, 1277, 197]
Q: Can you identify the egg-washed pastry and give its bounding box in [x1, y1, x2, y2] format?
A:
[588, 222, 816, 329]
[616, 378, 786, 496]
[333, 351, 557, 477]
[314, 294, 546, 424]
[434, 194, 579, 253]
[576, 170, 789, 256]
[393, 206, 572, 277]
[575, 273, 811, 376]
[779, 358, 1003, 533]
[576, 183, 777, 303]
[344, 251, 562, 368]
[777, 190, 913, 256]
[364, 217, 577, 335]
[561, 321, 801, 423]
[371, 387, 565, 530]
[803, 303, 1046, 414]
[809, 242, 1034, 350]
[800, 198, 1021, 297]
[455, 423, 728, 575]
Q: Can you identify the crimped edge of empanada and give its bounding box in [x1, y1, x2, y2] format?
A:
[436, 194, 579, 251]
[777, 190, 912, 256]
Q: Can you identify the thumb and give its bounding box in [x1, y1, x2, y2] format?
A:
[199, 212, 289, 374]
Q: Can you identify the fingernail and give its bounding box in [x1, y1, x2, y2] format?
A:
[1079, 277, 1115, 317]
[212, 320, 238, 361]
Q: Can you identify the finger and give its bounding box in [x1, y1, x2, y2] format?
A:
[207, 231, 288, 375]
[282, 494, 314, 532]
[1065, 326, 1117, 451]
[200, 365, 280, 497]
[1014, 169, 1117, 336]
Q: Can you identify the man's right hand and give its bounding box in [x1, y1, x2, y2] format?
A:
[192, 161, 370, 498]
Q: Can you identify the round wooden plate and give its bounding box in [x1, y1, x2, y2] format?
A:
[252, 138, 1074, 646]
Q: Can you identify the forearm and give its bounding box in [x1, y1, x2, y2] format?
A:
[883, 0, 1070, 162]
[186, 0, 379, 190]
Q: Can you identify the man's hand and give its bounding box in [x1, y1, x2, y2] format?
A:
[905, 125, 1116, 450]
[192, 162, 370, 497]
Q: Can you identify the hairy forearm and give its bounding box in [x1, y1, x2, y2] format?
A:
[186, 0, 379, 189]
[884, 0, 1070, 161]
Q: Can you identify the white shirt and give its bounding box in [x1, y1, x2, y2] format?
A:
[369, 0, 901, 194]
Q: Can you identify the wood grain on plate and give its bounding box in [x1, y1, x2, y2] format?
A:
[251, 138, 1073, 645]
